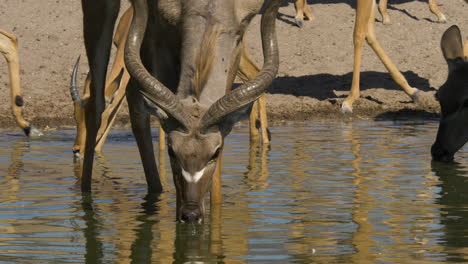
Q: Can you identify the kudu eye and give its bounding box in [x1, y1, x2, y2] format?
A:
[168, 146, 176, 158]
[209, 148, 221, 163]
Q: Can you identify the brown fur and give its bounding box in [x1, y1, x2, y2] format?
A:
[192, 24, 222, 100]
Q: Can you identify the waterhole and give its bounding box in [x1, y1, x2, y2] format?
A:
[0, 121, 467, 263]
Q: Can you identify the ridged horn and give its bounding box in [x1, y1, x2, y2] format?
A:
[199, 0, 281, 131]
[125, 0, 189, 129]
[70, 55, 81, 102]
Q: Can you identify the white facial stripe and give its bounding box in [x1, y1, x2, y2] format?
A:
[181, 168, 206, 183]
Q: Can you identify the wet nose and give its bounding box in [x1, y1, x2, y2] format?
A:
[181, 205, 202, 223]
[431, 143, 454, 162]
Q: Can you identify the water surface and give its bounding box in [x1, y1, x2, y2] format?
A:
[0, 121, 467, 263]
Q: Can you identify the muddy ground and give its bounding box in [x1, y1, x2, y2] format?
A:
[0, 0, 467, 131]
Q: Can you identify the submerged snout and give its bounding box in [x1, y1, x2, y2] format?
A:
[180, 203, 203, 223]
[431, 142, 455, 162]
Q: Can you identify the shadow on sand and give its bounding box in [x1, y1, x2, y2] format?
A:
[267, 70, 433, 100]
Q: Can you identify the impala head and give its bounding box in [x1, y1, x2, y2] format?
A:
[432, 25, 468, 162]
[125, 0, 281, 222]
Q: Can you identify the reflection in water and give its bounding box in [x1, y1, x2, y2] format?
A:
[433, 161, 468, 262]
[346, 124, 376, 264]
[128, 194, 160, 263]
[0, 123, 467, 263]
[82, 194, 104, 264]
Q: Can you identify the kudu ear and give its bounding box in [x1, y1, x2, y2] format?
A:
[217, 103, 253, 136]
[142, 94, 190, 132]
[142, 95, 169, 121]
[441, 25, 465, 72]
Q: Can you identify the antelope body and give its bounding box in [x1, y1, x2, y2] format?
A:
[431, 25, 468, 162]
[80, 0, 281, 222]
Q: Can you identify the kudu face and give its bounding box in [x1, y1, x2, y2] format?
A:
[168, 127, 222, 223]
[125, 0, 281, 222]
[165, 103, 223, 223]
[431, 25, 468, 162]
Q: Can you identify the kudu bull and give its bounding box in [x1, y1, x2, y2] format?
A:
[431, 25, 468, 162]
[0, 30, 41, 137]
[71, 6, 270, 158]
[80, 0, 281, 222]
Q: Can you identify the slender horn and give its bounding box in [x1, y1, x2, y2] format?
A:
[70, 55, 81, 102]
[199, 0, 282, 131]
[125, 0, 189, 129]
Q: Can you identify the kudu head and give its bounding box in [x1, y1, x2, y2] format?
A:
[431, 25, 468, 162]
[125, 0, 281, 222]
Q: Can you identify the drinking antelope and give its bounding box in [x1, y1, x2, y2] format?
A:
[0, 30, 41, 137]
[80, 0, 281, 222]
[431, 25, 468, 162]
[70, 7, 132, 157]
[71, 6, 270, 158]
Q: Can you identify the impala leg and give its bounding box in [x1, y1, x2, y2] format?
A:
[341, 0, 371, 113]
[343, 0, 420, 113]
[211, 143, 224, 205]
[95, 70, 128, 153]
[93, 7, 133, 153]
[158, 126, 166, 185]
[238, 42, 270, 144]
[294, 0, 306, 28]
[302, 1, 314, 22]
[237, 48, 259, 142]
[428, 0, 446, 23]
[127, 80, 162, 193]
[103, 6, 132, 101]
[257, 95, 270, 145]
[0, 31, 41, 137]
[210, 195, 222, 257]
[365, 0, 419, 101]
[95, 89, 126, 153]
[377, 0, 390, 24]
[249, 101, 260, 142]
[81, 0, 120, 192]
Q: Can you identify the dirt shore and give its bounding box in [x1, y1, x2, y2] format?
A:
[0, 0, 466, 131]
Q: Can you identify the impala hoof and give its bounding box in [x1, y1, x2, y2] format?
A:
[438, 15, 447, 24]
[73, 149, 82, 159]
[411, 90, 434, 107]
[295, 18, 303, 28]
[341, 101, 353, 114]
[25, 125, 43, 137]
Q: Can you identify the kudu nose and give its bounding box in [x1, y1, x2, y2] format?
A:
[180, 204, 202, 223]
